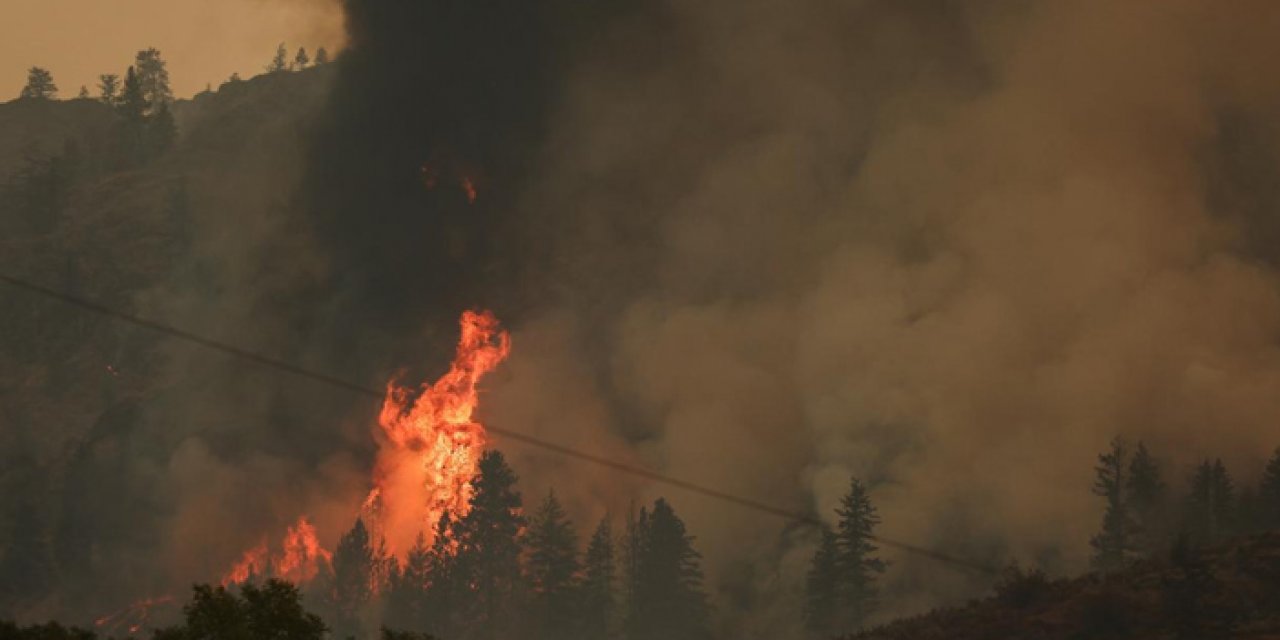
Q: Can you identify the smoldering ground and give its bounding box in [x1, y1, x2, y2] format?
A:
[16, 0, 1280, 637]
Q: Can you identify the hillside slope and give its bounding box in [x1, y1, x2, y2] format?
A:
[851, 533, 1280, 640]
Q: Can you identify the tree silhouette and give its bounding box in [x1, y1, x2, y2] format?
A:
[526, 491, 580, 640]
[267, 44, 289, 73]
[1261, 447, 1280, 530]
[625, 499, 709, 640]
[804, 527, 839, 638]
[19, 67, 57, 99]
[134, 48, 173, 112]
[1184, 459, 1234, 545]
[315, 47, 331, 65]
[1091, 437, 1136, 572]
[451, 450, 526, 640]
[163, 580, 325, 640]
[324, 518, 380, 637]
[1127, 442, 1168, 553]
[385, 532, 431, 632]
[833, 478, 887, 633]
[580, 516, 617, 640]
[294, 47, 311, 70]
[97, 74, 120, 104]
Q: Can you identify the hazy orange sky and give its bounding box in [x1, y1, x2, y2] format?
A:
[1, 0, 345, 99]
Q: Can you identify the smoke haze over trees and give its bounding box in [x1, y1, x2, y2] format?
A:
[7, 0, 1280, 638]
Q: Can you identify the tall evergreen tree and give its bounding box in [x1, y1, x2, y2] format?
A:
[451, 450, 527, 640]
[19, 67, 57, 99]
[315, 47, 331, 65]
[833, 478, 887, 633]
[526, 491, 581, 640]
[325, 518, 379, 637]
[1184, 459, 1235, 545]
[134, 48, 173, 112]
[294, 47, 311, 70]
[804, 527, 839, 639]
[419, 513, 462, 639]
[118, 66, 147, 123]
[625, 499, 709, 640]
[97, 74, 120, 104]
[385, 533, 431, 632]
[581, 516, 617, 640]
[267, 44, 289, 73]
[1127, 442, 1168, 553]
[1090, 437, 1136, 572]
[1261, 447, 1280, 530]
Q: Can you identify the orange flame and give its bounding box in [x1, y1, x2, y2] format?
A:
[222, 540, 269, 586]
[95, 595, 175, 635]
[368, 309, 510, 559]
[460, 176, 478, 204]
[221, 517, 332, 587]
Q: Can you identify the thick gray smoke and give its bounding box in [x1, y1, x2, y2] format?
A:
[14, 0, 1280, 636]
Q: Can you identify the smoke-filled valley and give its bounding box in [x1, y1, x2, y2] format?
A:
[5, 1, 1280, 638]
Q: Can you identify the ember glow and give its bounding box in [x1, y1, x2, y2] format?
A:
[94, 595, 175, 635]
[367, 309, 511, 559]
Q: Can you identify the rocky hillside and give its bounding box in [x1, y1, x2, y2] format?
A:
[851, 532, 1280, 640]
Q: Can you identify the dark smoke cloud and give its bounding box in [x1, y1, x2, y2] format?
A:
[18, 0, 1280, 636]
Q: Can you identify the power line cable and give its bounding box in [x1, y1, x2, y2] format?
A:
[1, 272, 999, 575]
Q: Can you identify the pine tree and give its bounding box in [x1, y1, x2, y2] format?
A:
[315, 47, 331, 65]
[1127, 442, 1168, 554]
[134, 48, 173, 113]
[581, 516, 617, 640]
[451, 450, 527, 640]
[118, 66, 147, 123]
[833, 478, 887, 633]
[804, 527, 839, 639]
[385, 533, 428, 632]
[1261, 447, 1280, 530]
[326, 518, 378, 637]
[626, 499, 709, 640]
[77, 86, 90, 99]
[98, 74, 120, 104]
[527, 491, 581, 640]
[294, 47, 311, 70]
[1091, 437, 1136, 572]
[268, 44, 289, 73]
[19, 67, 57, 99]
[1184, 459, 1235, 545]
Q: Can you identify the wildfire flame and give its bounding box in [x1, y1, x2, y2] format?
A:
[367, 309, 510, 559]
[221, 517, 332, 587]
[218, 310, 508, 583]
[95, 595, 175, 635]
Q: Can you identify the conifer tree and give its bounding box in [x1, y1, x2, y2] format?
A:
[315, 47, 331, 65]
[118, 66, 147, 123]
[833, 478, 886, 633]
[326, 518, 378, 637]
[804, 527, 839, 639]
[134, 48, 173, 113]
[581, 516, 617, 640]
[19, 67, 57, 99]
[527, 491, 580, 640]
[420, 514, 461, 639]
[1184, 459, 1235, 545]
[1127, 442, 1168, 553]
[77, 86, 90, 99]
[294, 47, 311, 70]
[451, 450, 527, 640]
[1261, 447, 1280, 530]
[625, 499, 709, 640]
[268, 44, 289, 73]
[98, 74, 120, 104]
[385, 532, 431, 632]
[1090, 437, 1136, 572]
